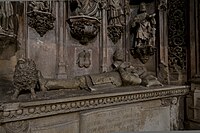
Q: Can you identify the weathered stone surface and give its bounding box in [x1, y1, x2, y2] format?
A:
[30, 113, 79, 133]
[80, 101, 170, 133]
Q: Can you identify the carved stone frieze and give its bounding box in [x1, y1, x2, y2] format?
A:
[130, 2, 156, 64]
[168, 0, 186, 72]
[27, 1, 55, 37]
[77, 50, 91, 68]
[67, 15, 100, 45]
[0, 86, 189, 123]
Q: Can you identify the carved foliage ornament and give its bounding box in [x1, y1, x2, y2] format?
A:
[1, 87, 189, 123]
[107, 25, 123, 44]
[168, 0, 186, 72]
[130, 2, 156, 64]
[68, 0, 102, 45]
[67, 15, 100, 45]
[27, 1, 55, 37]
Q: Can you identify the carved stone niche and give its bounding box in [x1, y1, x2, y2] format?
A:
[67, 15, 100, 45]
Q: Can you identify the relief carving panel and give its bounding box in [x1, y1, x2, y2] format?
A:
[168, 0, 187, 72]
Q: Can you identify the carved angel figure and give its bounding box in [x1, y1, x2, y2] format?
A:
[132, 2, 156, 47]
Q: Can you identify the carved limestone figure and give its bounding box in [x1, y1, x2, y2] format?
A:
[37, 50, 162, 92]
[132, 2, 156, 47]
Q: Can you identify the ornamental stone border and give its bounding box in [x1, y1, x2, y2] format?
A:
[0, 86, 189, 123]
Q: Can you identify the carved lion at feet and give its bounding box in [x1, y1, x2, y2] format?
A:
[12, 58, 45, 100]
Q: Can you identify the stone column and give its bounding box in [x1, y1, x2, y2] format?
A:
[57, 1, 67, 78]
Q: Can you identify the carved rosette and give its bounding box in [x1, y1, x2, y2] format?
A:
[107, 25, 123, 44]
[27, 11, 56, 37]
[130, 46, 156, 64]
[67, 15, 100, 45]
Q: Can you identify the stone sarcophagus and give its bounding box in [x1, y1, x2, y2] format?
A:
[0, 0, 190, 132]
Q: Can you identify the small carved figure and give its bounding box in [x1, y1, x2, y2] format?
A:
[132, 2, 156, 47]
[12, 58, 44, 100]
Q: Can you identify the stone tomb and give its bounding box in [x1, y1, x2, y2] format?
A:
[0, 86, 189, 133]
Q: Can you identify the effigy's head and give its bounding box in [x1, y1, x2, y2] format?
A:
[113, 49, 124, 61]
[139, 2, 146, 12]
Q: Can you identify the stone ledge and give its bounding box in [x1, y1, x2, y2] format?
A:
[0, 85, 189, 123]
